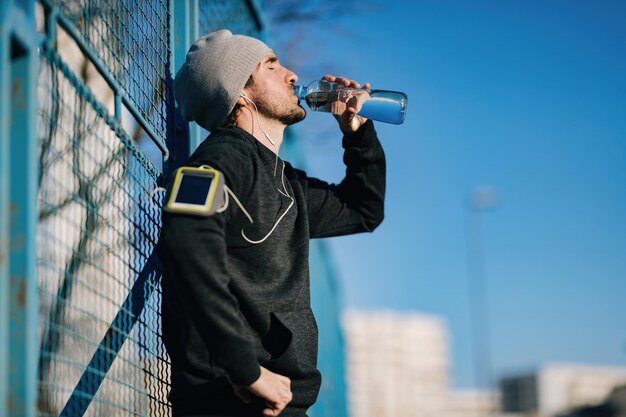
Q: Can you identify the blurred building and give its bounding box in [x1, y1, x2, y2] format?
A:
[343, 310, 499, 417]
[501, 363, 626, 417]
[447, 390, 501, 417]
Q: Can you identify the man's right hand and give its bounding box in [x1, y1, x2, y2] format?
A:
[233, 366, 292, 416]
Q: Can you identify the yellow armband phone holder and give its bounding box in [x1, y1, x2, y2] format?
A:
[164, 162, 295, 244]
[164, 166, 225, 216]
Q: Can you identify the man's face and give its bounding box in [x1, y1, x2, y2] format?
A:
[243, 52, 306, 126]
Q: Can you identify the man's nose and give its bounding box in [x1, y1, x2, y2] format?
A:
[286, 70, 298, 85]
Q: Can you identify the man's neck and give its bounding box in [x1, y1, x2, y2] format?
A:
[237, 110, 285, 155]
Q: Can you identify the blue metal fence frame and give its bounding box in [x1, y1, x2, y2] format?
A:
[0, 3, 9, 416]
[1, 1, 39, 416]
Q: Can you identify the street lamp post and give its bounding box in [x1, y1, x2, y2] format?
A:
[466, 186, 497, 395]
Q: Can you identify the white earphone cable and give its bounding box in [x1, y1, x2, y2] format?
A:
[201, 152, 294, 245]
[240, 93, 279, 175]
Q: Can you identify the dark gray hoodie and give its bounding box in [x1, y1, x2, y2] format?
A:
[158, 120, 385, 416]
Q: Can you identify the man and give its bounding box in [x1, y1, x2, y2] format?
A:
[158, 29, 385, 417]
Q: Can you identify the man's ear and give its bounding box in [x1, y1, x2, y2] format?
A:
[236, 94, 248, 106]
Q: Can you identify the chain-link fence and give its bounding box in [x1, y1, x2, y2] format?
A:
[198, 0, 265, 37]
[32, 1, 265, 416]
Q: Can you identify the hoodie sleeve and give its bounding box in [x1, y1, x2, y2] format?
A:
[304, 120, 386, 238]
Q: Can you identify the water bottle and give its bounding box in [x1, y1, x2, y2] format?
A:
[294, 79, 408, 125]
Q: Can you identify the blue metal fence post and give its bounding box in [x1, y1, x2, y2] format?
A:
[177, 0, 203, 153]
[245, 0, 270, 42]
[0, 2, 10, 416]
[166, 0, 198, 178]
[1, 1, 39, 416]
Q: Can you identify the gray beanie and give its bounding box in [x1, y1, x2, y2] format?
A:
[174, 29, 271, 131]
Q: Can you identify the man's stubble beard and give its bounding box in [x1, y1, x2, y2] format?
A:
[252, 88, 307, 126]
[277, 104, 306, 126]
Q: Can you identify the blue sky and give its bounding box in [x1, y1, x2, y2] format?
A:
[279, 0, 626, 388]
